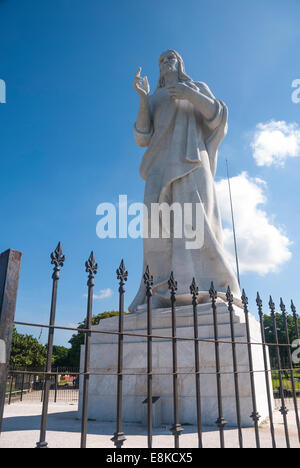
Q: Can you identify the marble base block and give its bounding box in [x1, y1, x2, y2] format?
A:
[79, 299, 273, 427]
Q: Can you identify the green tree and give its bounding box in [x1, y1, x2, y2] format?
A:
[68, 311, 121, 368]
[9, 327, 47, 369]
[263, 313, 300, 367]
[52, 345, 71, 368]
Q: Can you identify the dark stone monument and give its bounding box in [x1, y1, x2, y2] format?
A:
[0, 249, 22, 433]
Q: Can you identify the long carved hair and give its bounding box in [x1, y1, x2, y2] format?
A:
[156, 49, 198, 92]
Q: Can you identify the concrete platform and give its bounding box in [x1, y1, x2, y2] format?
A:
[79, 299, 273, 427]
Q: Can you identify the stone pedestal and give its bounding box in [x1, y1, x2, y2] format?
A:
[79, 299, 273, 427]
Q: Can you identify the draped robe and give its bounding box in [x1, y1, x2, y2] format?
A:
[129, 81, 241, 312]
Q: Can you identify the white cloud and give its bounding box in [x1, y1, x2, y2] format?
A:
[94, 288, 113, 300]
[84, 288, 113, 300]
[216, 172, 292, 276]
[251, 120, 300, 167]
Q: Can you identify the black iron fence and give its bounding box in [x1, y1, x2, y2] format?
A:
[5, 367, 79, 404]
[0, 243, 300, 449]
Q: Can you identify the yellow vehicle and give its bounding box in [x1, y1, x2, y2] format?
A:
[58, 376, 68, 387]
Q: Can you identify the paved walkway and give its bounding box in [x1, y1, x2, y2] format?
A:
[0, 401, 299, 448]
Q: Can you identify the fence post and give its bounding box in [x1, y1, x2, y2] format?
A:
[168, 272, 183, 449]
[20, 370, 25, 402]
[280, 298, 300, 442]
[8, 370, 14, 405]
[190, 278, 203, 449]
[54, 368, 58, 403]
[209, 282, 227, 448]
[36, 243, 65, 448]
[0, 249, 22, 434]
[256, 293, 276, 448]
[291, 301, 299, 340]
[143, 266, 153, 449]
[269, 296, 290, 448]
[80, 252, 98, 449]
[241, 289, 261, 448]
[111, 260, 128, 449]
[226, 286, 243, 448]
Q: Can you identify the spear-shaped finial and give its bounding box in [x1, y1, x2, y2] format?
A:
[256, 292, 263, 318]
[209, 281, 217, 300]
[116, 259, 128, 283]
[226, 285, 233, 304]
[190, 278, 199, 306]
[280, 298, 287, 316]
[241, 289, 248, 306]
[85, 251, 98, 286]
[190, 277, 198, 297]
[168, 272, 178, 299]
[269, 296, 276, 316]
[50, 242, 65, 268]
[256, 292, 262, 308]
[143, 265, 153, 298]
[50, 242, 65, 279]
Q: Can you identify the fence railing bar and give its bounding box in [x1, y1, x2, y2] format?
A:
[54, 369, 58, 403]
[242, 289, 261, 448]
[36, 242, 65, 449]
[7, 367, 300, 378]
[144, 266, 153, 449]
[269, 296, 290, 449]
[190, 278, 203, 449]
[20, 371, 25, 402]
[111, 260, 128, 449]
[257, 293, 277, 448]
[291, 301, 299, 341]
[168, 272, 183, 449]
[40, 376, 45, 403]
[280, 298, 300, 443]
[8, 371, 14, 405]
[210, 282, 227, 448]
[80, 252, 98, 449]
[226, 286, 243, 448]
[13, 321, 296, 348]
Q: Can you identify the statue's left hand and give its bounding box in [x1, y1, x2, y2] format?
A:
[166, 82, 193, 100]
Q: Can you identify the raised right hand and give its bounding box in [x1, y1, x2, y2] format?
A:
[133, 67, 150, 98]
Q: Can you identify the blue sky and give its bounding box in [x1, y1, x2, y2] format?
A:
[0, 0, 300, 346]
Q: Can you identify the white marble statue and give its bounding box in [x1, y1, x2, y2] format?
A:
[129, 50, 240, 312]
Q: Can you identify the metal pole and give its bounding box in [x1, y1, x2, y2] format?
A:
[54, 368, 58, 403]
[111, 260, 128, 449]
[144, 266, 153, 449]
[20, 370, 25, 402]
[280, 298, 300, 442]
[8, 370, 14, 405]
[291, 301, 299, 340]
[226, 160, 241, 287]
[190, 278, 203, 448]
[0, 249, 22, 434]
[80, 252, 98, 448]
[226, 286, 243, 448]
[36, 243, 65, 449]
[209, 282, 227, 448]
[241, 289, 261, 448]
[269, 296, 290, 448]
[40, 375, 45, 403]
[256, 293, 276, 448]
[168, 272, 183, 449]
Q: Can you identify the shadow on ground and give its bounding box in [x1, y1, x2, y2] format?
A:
[2, 410, 226, 436]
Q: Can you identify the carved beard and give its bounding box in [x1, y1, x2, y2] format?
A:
[160, 62, 178, 78]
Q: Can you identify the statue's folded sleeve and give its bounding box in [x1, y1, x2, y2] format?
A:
[133, 123, 153, 148]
